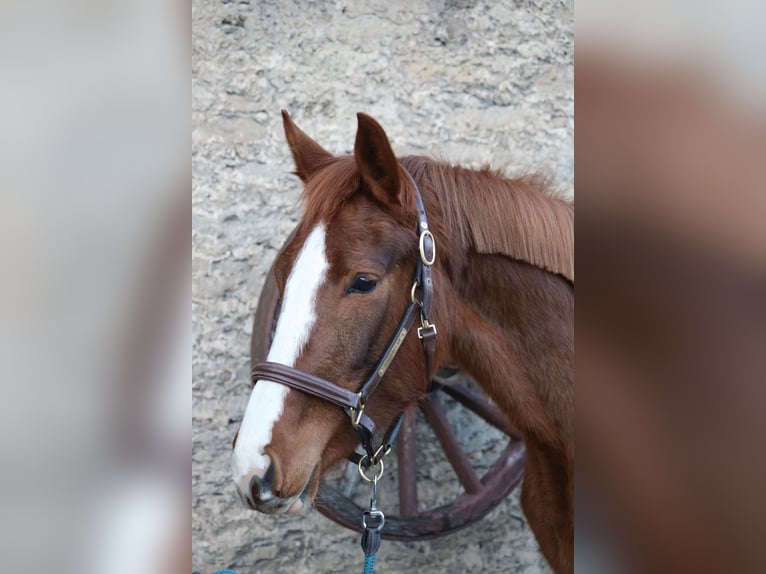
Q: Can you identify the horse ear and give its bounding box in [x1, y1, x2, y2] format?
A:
[281, 110, 333, 182]
[354, 113, 402, 205]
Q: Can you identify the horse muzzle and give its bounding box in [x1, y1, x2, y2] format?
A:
[234, 459, 315, 515]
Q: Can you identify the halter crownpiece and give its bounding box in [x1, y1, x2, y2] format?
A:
[250, 165, 437, 466]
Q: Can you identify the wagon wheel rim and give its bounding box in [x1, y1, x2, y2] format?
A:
[316, 385, 525, 541]
[251, 266, 526, 540]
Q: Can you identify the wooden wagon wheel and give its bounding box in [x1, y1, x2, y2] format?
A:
[250, 259, 525, 541]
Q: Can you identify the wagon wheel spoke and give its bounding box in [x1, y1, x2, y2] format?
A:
[396, 405, 419, 516]
[433, 379, 522, 440]
[420, 393, 483, 495]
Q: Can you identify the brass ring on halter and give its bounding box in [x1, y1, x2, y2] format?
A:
[419, 230, 436, 266]
[357, 456, 385, 483]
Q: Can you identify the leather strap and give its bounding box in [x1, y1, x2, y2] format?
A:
[252, 361, 379, 438]
[357, 302, 421, 400]
[404, 168, 435, 319]
[420, 326, 437, 381]
[252, 361, 362, 410]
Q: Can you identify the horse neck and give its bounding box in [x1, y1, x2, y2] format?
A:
[440, 253, 574, 452]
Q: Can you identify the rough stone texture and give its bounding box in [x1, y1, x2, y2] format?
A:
[193, 1, 572, 572]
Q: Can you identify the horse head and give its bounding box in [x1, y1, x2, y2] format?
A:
[231, 112, 443, 514]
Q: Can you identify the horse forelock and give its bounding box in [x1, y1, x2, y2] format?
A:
[299, 156, 361, 225]
[299, 156, 419, 231]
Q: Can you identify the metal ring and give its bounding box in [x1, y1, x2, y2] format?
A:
[419, 230, 436, 266]
[410, 280, 421, 305]
[357, 456, 385, 483]
[362, 510, 385, 530]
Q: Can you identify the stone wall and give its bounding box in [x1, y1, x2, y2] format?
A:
[193, 1, 572, 571]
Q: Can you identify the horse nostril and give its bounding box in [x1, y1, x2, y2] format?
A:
[249, 475, 265, 502]
[249, 462, 275, 503]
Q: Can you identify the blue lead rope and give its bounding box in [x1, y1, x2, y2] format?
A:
[363, 552, 377, 574]
[360, 462, 385, 574]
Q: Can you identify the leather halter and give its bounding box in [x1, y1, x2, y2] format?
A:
[250, 167, 437, 466]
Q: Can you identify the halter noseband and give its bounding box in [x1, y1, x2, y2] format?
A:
[250, 167, 437, 466]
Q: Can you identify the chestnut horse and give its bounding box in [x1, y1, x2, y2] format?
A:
[232, 112, 573, 572]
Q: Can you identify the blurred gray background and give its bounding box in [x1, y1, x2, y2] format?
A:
[192, 1, 572, 572]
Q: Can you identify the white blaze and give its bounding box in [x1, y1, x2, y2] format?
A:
[232, 224, 328, 487]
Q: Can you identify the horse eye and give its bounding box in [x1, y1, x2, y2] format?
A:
[347, 276, 378, 294]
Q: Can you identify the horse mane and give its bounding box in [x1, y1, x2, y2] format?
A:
[401, 156, 574, 282]
[299, 155, 574, 282]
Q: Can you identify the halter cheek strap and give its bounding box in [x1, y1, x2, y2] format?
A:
[250, 166, 437, 465]
[407, 168, 437, 380]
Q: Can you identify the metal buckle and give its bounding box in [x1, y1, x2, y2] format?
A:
[418, 319, 437, 339]
[418, 324, 437, 339]
[419, 230, 436, 266]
